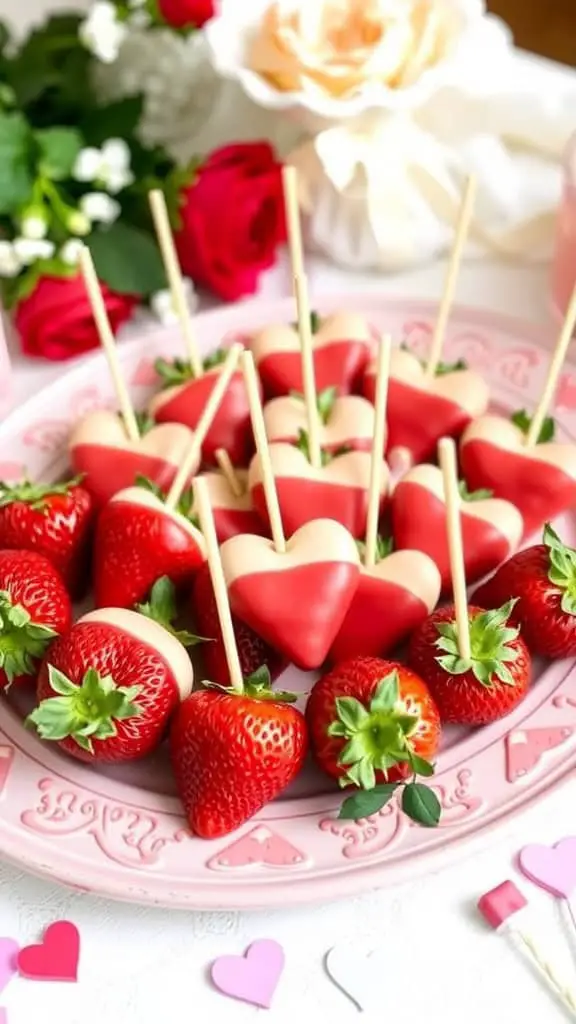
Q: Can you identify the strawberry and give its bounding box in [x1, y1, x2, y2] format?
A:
[0, 477, 94, 598]
[0, 549, 72, 690]
[306, 657, 442, 825]
[27, 594, 195, 763]
[408, 601, 531, 725]
[170, 667, 308, 838]
[473, 524, 576, 659]
[192, 562, 286, 687]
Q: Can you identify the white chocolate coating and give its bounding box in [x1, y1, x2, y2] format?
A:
[69, 409, 193, 466]
[201, 469, 252, 512]
[79, 607, 194, 700]
[109, 486, 207, 551]
[367, 348, 489, 417]
[248, 442, 388, 494]
[263, 394, 376, 447]
[221, 519, 360, 583]
[251, 311, 373, 360]
[361, 549, 441, 611]
[461, 415, 576, 478]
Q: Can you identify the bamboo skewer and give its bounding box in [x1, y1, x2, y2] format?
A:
[241, 350, 286, 554]
[525, 283, 576, 446]
[215, 448, 244, 498]
[438, 436, 471, 660]
[364, 335, 391, 569]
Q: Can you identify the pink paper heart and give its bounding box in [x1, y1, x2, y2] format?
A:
[17, 921, 80, 982]
[0, 940, 19, 995]
[211, 939, 284, 1008]
[519, 837, 576, 898]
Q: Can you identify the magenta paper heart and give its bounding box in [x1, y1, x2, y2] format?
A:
[17, 921, 80, 982]
[211, 939, 284, 1008]
[519, 837, 576, 898]
[0, 939, 19, 995]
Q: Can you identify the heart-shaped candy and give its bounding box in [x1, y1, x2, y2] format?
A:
[325, 944, 383, 1012]
[392, 463, 523, 590]
[251, 311, 374, 398]
[221, 519, 360, 669]
[211, 939, 285, 1008]
[460, 415, 576, 539]
[249, 443, 388, 539]
[329, 550, 441, 662]
[94, 486, 206, 608]
[364, 348, 489, 464]
[149, 366, 255, 466]
[17, 921, 80, 982]
[519, 837, 576, 898]
[69, 410, 193, 508]
[0, 939, 19, 995]
[263, 393, 375, 453]
[201, 468, 267, 543]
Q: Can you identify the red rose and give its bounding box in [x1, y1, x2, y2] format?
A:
[176, 142, 287, 302]
[157, 0, 215, 29]
[15, 274, 137, 362]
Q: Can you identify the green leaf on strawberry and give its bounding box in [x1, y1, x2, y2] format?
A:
[401, 781, 441, 826]
[356, 534, 393, 561]
[203, 348, 228, 371]
[290, 310, 321, 334]
[458, 480, 493, 502]
[155, 348, 228, 389]
[134, 475, 199, 526]
[399, 342, 467, 376]
[27, 664, 142, 753]
[0, 589, 57, 686]
[511, 409, 555, 444]
[543, 523, 576, 616]
[434, 600, 521, 687]
[136, 576, 209, 647]
[338, 782, 400, 819]
[289, 386, 338, 426]
[0, 475, 84, 512]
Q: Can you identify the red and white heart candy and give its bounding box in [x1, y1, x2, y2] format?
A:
[329, 550, 441, 663]
[249, 443, 389, 539]
[221, 519, 360, 670]
[460, 414, 576, 540]
[201, 468, 267, 543]
[363, 348, 489, 464]
[251, 312, 374, 399]
[263, 393, 375, 453]
[392, 462, 523, 589]
[69, 410, 193, 508]
[94, 486, 206, 609]
[149, 361, 255, 467]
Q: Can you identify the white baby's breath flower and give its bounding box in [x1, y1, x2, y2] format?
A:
[60, 240, 85, 266]
[0, 241, 22, 278]
[67, 209, 92, 236]
[20, 214, 48, 241]
[80, 192, 121, 224]
[73, 147, 103, 183]
[151, 280, 198, 325]
[72, 139, 133, 194]
[13, 238, 55, 265]
[79, 0, 128, 64]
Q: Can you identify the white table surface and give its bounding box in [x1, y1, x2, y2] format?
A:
[3, 36, 576, 1024]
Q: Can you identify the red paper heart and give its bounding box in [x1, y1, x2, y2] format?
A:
[17, 921, 80, 982]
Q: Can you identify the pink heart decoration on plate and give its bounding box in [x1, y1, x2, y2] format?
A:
[17, 921, 80, 982]
[0, 939, 19, 995]
[519, 837, 576, 898]
[211, 939, 285, 1008]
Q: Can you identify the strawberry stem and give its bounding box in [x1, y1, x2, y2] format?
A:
[544, 523, 576, 615]
[27, 664, 142, 753]
[0, 476, 84, 512]
[0, 591, 57, 687]
[511, 409, 555, 444]
[136, 576, 209, 647]
[434, 600, 521, 687]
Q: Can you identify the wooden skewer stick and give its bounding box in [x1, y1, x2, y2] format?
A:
[148, 189, 203, 379]
[79, 246, 140, 443]
[241, 350, 286, 554]
[215, 448, 244, 498]
[525, 283, 576, 447]
[438, 436, 471, 660]
[364, 334, 392, 569]
[165, 344, 242, 510]
[282, 165, 322, 469]
[426, 176, 478, 378]
[193, 476, 244, 694]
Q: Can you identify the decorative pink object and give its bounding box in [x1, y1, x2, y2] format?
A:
[3, 297, 576, 910]
[17, 921, 80, 982]
[519, 837, 576, 900]
[478, 880, 528, 930]
[0, 940, 19, 995]
[551, 132, 576, 329]
[0, 746, 14, 796]
[211, 940, 285, 1008]
[0, 1007, 7, 1024]
[207, 826, 306, 869]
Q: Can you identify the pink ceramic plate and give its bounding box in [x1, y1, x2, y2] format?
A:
[1, 295, 576, 910]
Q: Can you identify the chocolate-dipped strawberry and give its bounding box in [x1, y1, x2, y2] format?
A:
[392, 463, 523, 590]
[200, 449, 266, 544]
[263, 387, 375, 453]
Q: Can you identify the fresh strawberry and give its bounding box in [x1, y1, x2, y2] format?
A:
[170, 666, 307, 838]
[93, 483, 205, 609]
[473, 524, 576, 659]
[0, 549, 72, 690]
[306, 657, 442, 825]
[0, 477, 94, 598]
[27, 597, 195, 763]
[192, 562, 286, 687]
[408, 601, 531, 725]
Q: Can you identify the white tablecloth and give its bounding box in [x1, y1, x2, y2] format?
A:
[3, 43, 576, 1024]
